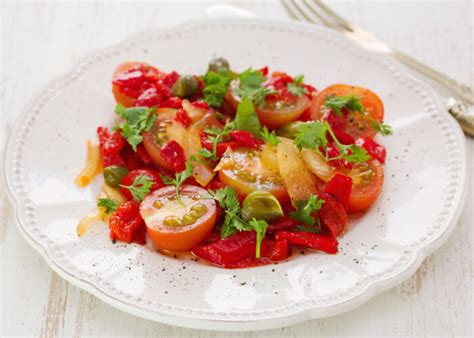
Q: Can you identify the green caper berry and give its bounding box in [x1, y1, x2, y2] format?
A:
[171, 75, 198, 98]
[276, 121, 309, 139]
[208, 57, 230, 73]
[241, 190, 283, 222]
[103, 165, 129, 187]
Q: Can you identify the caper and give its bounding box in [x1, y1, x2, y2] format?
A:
[103, 165, 129, 187]
[276, 121, 309, 139]
[241, 190, 283, 222]
[163, 216, 182, 227]
[171, 75, 198, 98]
[208, 57, 230, 73]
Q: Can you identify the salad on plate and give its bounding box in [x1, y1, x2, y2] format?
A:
[75, 57, 391, 269]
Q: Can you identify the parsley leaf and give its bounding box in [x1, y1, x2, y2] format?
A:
[234, 97, 262, 138]
[323, 95, 364, 116]
[119, 174, 153, 202]
[248, 219, 268, 258]
[114, 104, 157, 151]
[289, 195, 325, 227]
[237, 68, 275, 107]
[294, 121, 370, 164]
[160, 161, 194, 205]
[97, 198, 119, 214]
[287, 74, 308, 96]
[201, 70, 233, 108]
[261, 126, 280, 146]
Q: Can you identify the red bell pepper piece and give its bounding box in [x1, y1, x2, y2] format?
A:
[318, 192, 347, 238]
[119, 169, 164, 201]
[267, 238, 290, 261]
[355, 136, 386, 163]
[275, 231, 338, 254]
[191, 100, 210, 110]
[109, 201, 146, 245]
[267, 216, 298, 232]
[192, 231, 266, 267]
[174, 108, 192, 127]
[229, 130, 259, 149]
[97, 126, 126, 167]
[159, 140, 186, 172]
[159, 97, 182, 109]
[324, 174, 352, 211]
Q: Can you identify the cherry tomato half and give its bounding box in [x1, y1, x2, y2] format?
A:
[345, 160, 384, 213]
[140, 185, 217, 252]
[311, 84, 384, 138]
[225, 80, 310, 129]
[112, 62, 160, 107]
[217, 147, 289, 203]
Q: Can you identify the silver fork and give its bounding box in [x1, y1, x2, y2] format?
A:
[282, 0, 474, 136]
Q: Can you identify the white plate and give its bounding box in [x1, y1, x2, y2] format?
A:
[5, 19, 468, 331]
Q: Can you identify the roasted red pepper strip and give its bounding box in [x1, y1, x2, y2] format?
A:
[229, 130, 259, 149]
[159, 97, 183, 109]
[355, 136, 386, 163]
[324, 174, 352, 211]
[174, 108, 192, 127]
[109, 201, 146, 244]
[275, 231, 338, 254]
[267, 238, 290, 261]
[318, 192, 347, 238]
[267, 216, 298, 232]
[192, 231, 264, 266]
[159, 140, 186, 172]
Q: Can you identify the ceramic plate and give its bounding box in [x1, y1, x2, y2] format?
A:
[5, 19, 468, 331]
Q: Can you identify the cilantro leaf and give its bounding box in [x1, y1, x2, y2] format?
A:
[201, 70, 233, 108]
[295, 219, 322, 234]
[97, 198, 119, 214]
[114, 104, 157, 151]
[289, 195, 325, 227]
[248, 219, 268, 258]
[287, 74, 308, 96]
[236, 68, 275, 107]
[294, 121, 370, 164]
[208, 187, 247, 238]
[294, 121, 328, 155]
[201, 121, 235, 161]
[160, 161, 194, 205]
[234, 97, 262, 138]
[370, 120, 393, 136]
[119, 174, 153, 202]
[209, 187, 269, 257]
[323, 95, 392, 136]
[261, 126, 280, 146]
[323, 95, 364, 116]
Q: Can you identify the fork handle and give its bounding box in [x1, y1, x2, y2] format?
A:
[389, 48, 473, 104]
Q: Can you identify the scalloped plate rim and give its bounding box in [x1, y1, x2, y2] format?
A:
[4, 18, 469, 331]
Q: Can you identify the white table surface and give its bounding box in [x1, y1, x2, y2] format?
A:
[1, 1, 472, 337]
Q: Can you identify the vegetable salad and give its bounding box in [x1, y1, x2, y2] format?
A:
[75, 58, 391, 268]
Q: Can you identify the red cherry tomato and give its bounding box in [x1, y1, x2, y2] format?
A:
[311, 84, 384, 138]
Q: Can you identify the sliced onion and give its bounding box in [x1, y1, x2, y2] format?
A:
[301, 149, 335, 182]
[259, 144, 279, 172]
[75, 140, 102, 187]
[276, 138, 318, 206]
